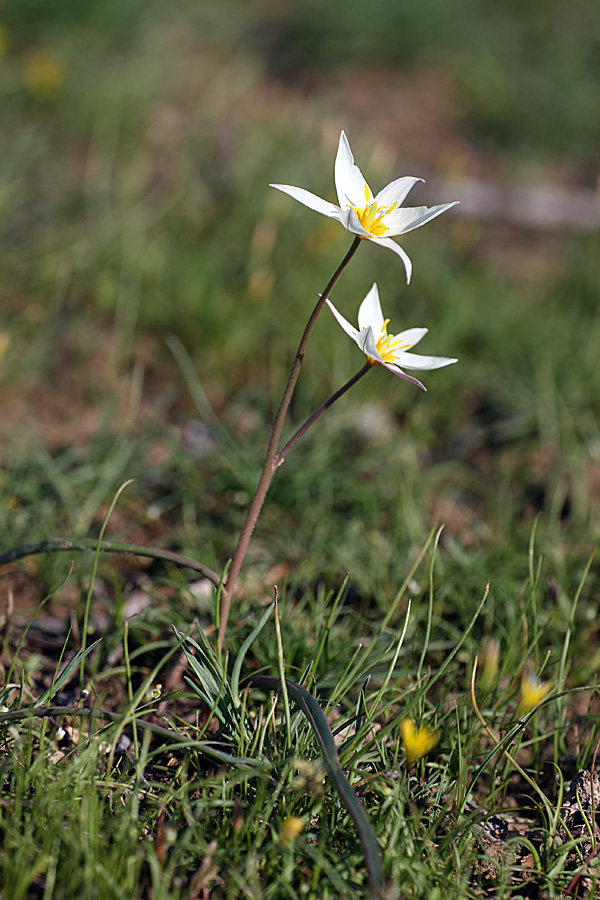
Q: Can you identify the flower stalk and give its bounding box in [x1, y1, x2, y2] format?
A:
[218, 236, 361, 652]
[274, 363, 371, 468]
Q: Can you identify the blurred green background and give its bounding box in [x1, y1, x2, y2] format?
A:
[1, 0, 600, 647]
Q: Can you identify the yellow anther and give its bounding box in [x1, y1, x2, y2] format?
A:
[372, 319, 413, 363]
[349, 197, 390, 238]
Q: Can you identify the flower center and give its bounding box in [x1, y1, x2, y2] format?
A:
[368, 319, 413, 365]
[348, 185, 397, 238]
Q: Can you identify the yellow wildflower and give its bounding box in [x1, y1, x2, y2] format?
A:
[280, 816, 303, 845]
[518, 673, 552, 715]
[400, 717, 439, 764]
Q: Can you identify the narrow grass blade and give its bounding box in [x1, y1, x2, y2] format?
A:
[417, 525, 443, 678]
[34, 639, 102, 707]
[273, 594, 293, 748]
[80, 479, 134, 685]
[249, 674, 383, 898]
[230, 601, 274, 704]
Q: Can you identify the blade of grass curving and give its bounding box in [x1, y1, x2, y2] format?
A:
[364, 600, 411, 726]
[249, 674, 382, 898]
[380, 524, 438, 634]
[273, 593, 293, 749]
[230, 601, 274, 705]
[327, 596, 412, 717]
[417, 526, 444, 678]
[80, 479, 135, 686]
[0, 538, 220, 585]
[34, 639, 102, 708]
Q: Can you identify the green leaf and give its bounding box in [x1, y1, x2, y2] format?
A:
[250, 675, 382, 898]
[35, 639, 102, 707]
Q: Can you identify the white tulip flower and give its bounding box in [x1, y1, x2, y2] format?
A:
[271, 131, 459, 282]
[326, 283, 457, 390]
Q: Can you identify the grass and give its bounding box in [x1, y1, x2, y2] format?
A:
[2, 0, 600, 897]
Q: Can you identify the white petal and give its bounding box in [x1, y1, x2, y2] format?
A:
[374, 176, 424, 209]
[383, 364, 427, 391]
[357, 326, 386, 364]
[392, 327, 428, 349]
[357, 283, 384, 334]
[338, 207, 373, 236]
[325, 299, 358, 340]
[383, 201, 460, 236]
[334, 131, 370, 209]
[270, 184, 340, 220]
[371, 236, 413, 283]
[392, 350, 458, 371]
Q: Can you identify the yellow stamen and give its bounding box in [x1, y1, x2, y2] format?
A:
[366, 318, 413, 366]
[348, 186, 398, 238]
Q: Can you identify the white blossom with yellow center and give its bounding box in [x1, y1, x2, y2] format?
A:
[270, 131, 459, 282]
[326, 283, 457, 390]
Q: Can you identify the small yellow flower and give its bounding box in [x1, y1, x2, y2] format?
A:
[280, 816, 303, 845]
[518, 673, 552, 715]
[400, 717, 439, 764]
[23, 50, 65, 100]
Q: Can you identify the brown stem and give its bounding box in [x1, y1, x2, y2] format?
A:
[219, 236, 361, 651]
[274, 363, 371, 468]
